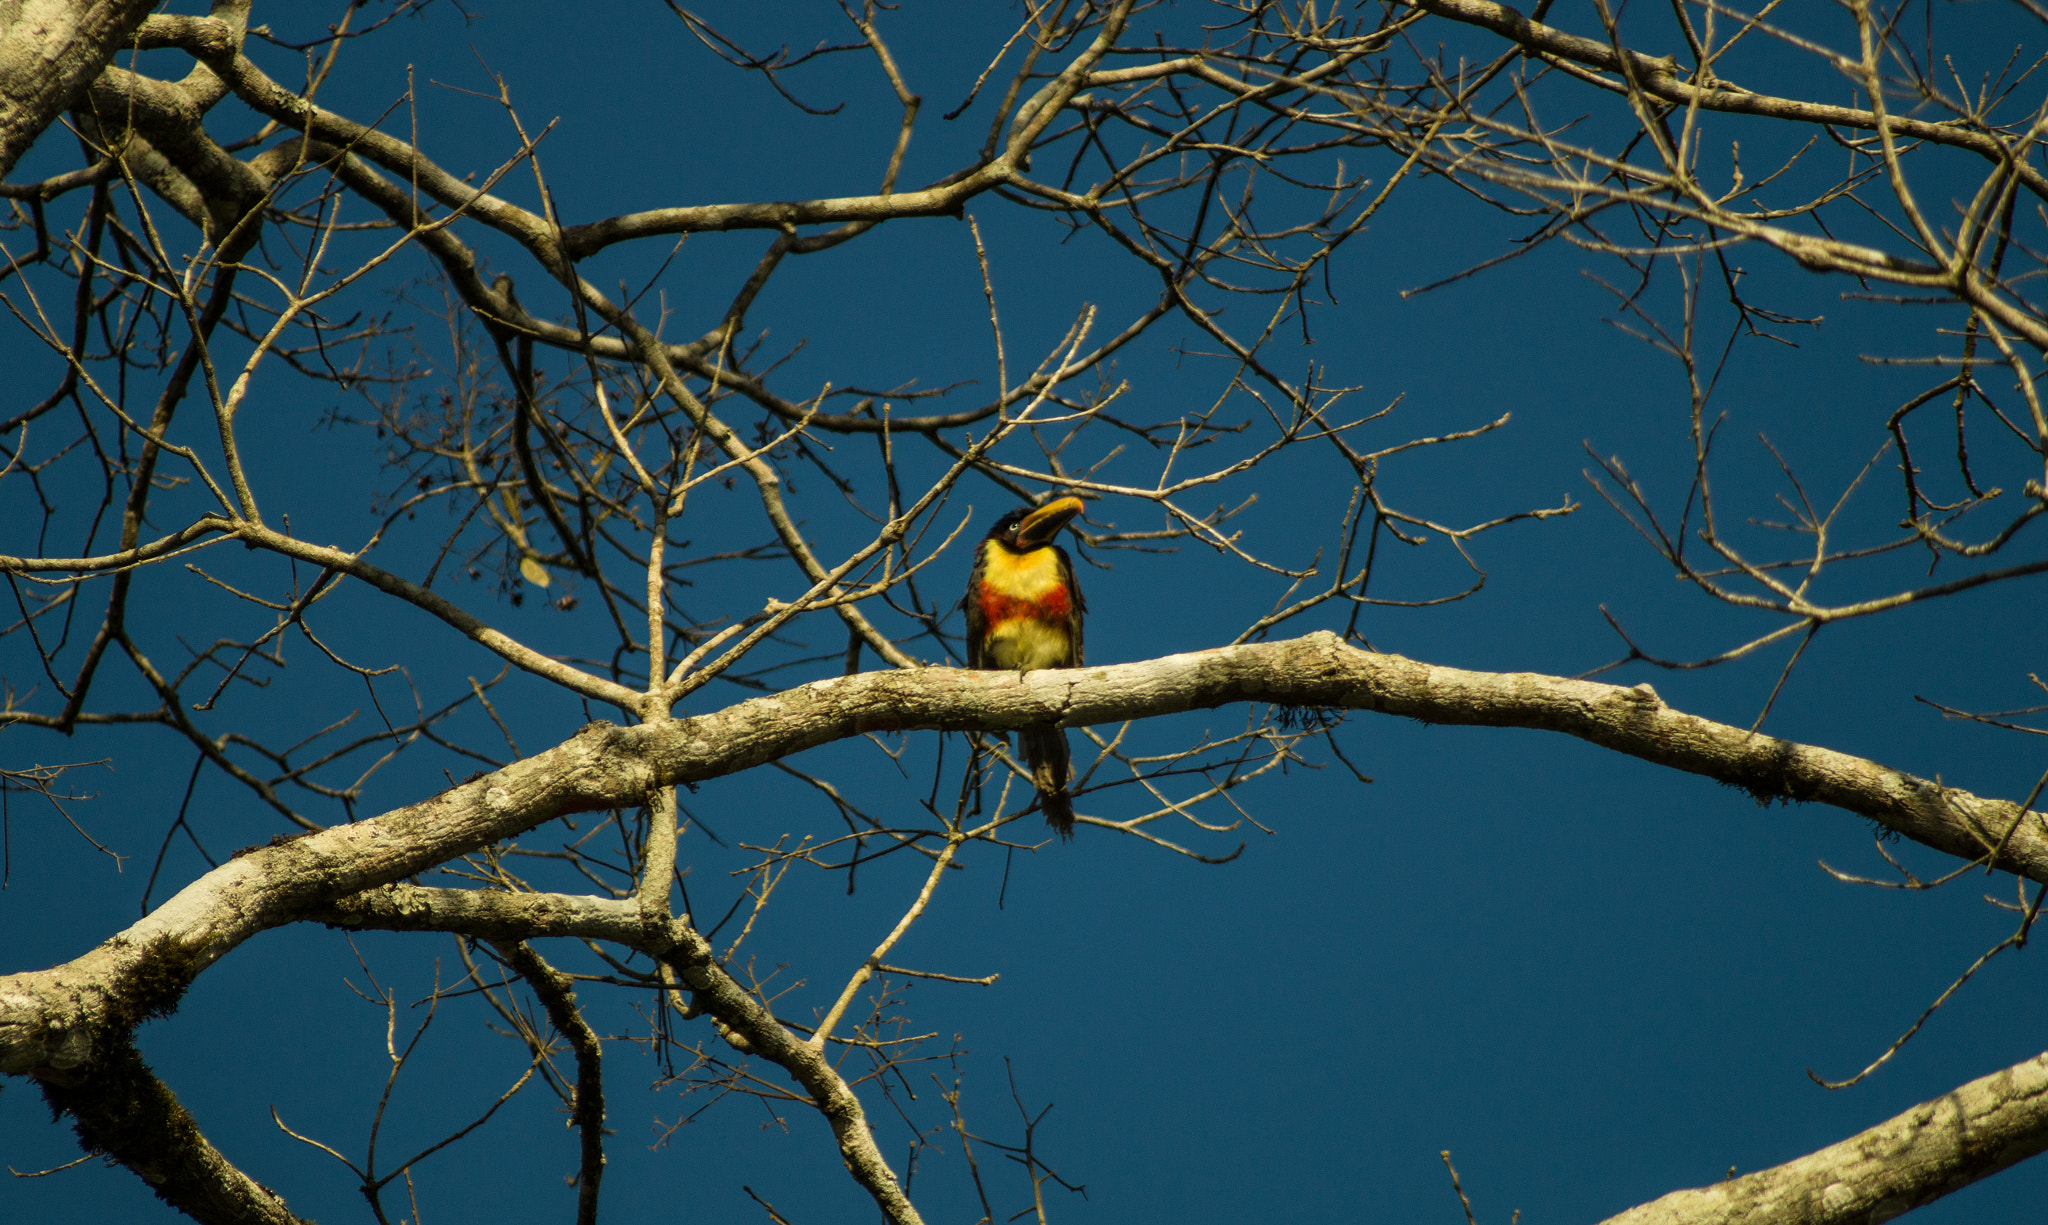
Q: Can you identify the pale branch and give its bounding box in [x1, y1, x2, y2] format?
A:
[1402, 0, 2048, 204]
[8, 632, 2045, 1081]
[350, 889, 928, 1221]
[168, 10, 1106, 270]
[0, 0, 164, 178]
[319, 884, 656, 946]
[6, 5, 2044, 1222]
[0, 515, 236, 574]
[83, 873, 922, 1225]
[556, 169, 1004, 260]
[1599, 1049, 2048, 1225]
[660, 900, 925, 1224]
[812, 836, 961, 1050]
[293, 134, 1169, 438]
[578, 276, 924, 674]
[224, 522, 642, 710]
[322, 882, 922, 1225]
[637, 785, 679, 931]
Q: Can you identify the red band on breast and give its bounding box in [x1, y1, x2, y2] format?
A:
[978, 585, 1070, 623]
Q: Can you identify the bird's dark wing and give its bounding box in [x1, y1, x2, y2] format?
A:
[964, 541, 990, 669]
[1054, 544, 1083, 667]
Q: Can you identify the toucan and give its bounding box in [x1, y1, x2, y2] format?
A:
[964, 496, 1086, 839]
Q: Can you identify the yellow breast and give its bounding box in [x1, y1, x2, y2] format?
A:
[978, 542, 1067, 599]
[976, 543, 1076, 671]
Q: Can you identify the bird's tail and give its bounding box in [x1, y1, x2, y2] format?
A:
[1020, 725, 1075, 841]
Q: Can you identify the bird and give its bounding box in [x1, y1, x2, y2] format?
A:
[964, 496, 1087, 839]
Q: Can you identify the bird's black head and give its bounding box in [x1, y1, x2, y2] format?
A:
[988, 496, 1084, 551]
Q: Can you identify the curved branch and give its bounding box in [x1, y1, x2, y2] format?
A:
[327, 883, 924, 1224]
[1600, 1049, 2048, 1225]
[0, 0, 160, 178]
[8, 632, 2045, 1078]
[230, 522, 641, 710]
[38, 1037, 310, 1225]
[0, 515, 234, 573]
[1403, 0, 2048, 203]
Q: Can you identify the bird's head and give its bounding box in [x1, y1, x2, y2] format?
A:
[987, 496, 1085, 552]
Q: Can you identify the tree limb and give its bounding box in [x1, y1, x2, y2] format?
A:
[7, 631, 2044, 1079]
[1402, 0, 2048, 204]
[0, 0, 162, 178]
[1600, 1049, 2048, 1225]
[38, 1037, 309, 1225]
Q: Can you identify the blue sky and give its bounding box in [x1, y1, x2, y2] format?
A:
[5, 2, 2047, 1222]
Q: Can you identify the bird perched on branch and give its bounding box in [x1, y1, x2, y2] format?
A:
[964, 496, 1087, 839]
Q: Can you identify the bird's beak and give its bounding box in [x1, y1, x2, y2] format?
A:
[1013, 496, 1085, 549]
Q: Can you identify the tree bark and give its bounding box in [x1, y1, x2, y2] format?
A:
[0, 0, 160, 179]
[1601, 1051, 2048, 1225]
[5, 632, 2043, 1079]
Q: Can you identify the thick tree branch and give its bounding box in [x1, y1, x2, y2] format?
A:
[7, 5, 2046, 1222]
[8, 632, 2044, 1079]
[1600, 1049, 2048, 1225]
[0, 0, 159, 178]
[38, 1039, 309, 1225]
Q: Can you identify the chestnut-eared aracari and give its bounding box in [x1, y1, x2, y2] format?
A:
[964, 496, 1086, 839]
